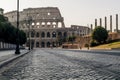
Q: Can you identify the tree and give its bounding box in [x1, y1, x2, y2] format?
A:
[92, 26, 108, 44]
[0, 14, 27, 45]
[68, 36, 76, 44]
[19, 30, 27, 45]
[0, 15, 7, 22]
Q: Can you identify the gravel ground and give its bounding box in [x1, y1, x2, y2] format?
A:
[0, 48, 120, 80]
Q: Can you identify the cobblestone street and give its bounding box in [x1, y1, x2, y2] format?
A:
[0, 49, 120, 80]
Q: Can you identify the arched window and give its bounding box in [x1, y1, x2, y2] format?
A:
[52, 22, 56, 28]
[41, 32, 45, 38]
[36, 32, 39, 37]
[58, 22, 62, 28]
[41, 22, 45, 27]
[36, 22, 40, 25]
[47, 22, 51, 27]
[36, 42, 39, 47]
[58, 32, 62, 37]
[52, 32, 56, 38]
[64, 32, 67, 37]
[47, 32, 50, 38]
[32, 22, 35, 26]
[31, 31, 35, 37]
[47, 42, 50, 47]
[41, 42, 45, 48]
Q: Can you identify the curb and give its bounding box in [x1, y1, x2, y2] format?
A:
[0, 50, 31, 68]
[90, 48, 111, 50]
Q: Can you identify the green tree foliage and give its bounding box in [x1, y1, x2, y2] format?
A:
[92, 26, 108, 44]
[68, 36, 76, 44]
[0, 15, 7, 22]
[0, 15, 27, 45]
[56, 35, 67, 46]
[19, 30, 27, 45]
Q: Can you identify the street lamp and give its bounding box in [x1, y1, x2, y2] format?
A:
[15, 0, 20, 54]
[26, 16, 32, 50]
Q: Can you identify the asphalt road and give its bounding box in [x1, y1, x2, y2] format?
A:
[0, 49, 120, 80]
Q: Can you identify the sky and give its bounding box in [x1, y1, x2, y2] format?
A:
[0, 0, 120, 29]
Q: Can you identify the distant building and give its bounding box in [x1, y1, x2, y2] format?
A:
[4, 7, 90, 48]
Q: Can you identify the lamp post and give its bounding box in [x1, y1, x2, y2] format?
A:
[15, 0, 20, 54]
[26, 16, 32, 50]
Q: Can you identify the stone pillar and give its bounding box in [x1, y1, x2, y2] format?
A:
[95, 19, 97, 27]
[100, 18, 102, 27]
[116, 14, 118, 32]
[56, 22, 58, 28]
[45, 22, 47, 28]
[105, 16, 107, 30]
[50, 22, 52, 28]
[40, 22, 42, 27]
[110, 15, 112, 32]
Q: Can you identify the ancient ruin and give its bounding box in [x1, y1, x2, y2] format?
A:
[4, 7, 90, 48]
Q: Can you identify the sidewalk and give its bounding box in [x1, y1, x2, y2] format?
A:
[0, 49, 30, 68]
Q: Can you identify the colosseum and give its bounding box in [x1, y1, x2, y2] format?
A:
[4, 7, 91, 48]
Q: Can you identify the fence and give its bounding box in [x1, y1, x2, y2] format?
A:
[0, 42, 16, 50]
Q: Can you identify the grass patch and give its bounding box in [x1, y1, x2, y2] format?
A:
[92, 41, 120, 49]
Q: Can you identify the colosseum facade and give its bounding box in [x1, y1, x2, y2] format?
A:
[4, 7, 91, 48]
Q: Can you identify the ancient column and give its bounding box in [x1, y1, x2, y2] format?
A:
[56, 22, 58, 28]
[50, 22, 53, 28]
[95, 19, 97, 27]
[105, 16, 107, 30]
[110, 15, 112, 32]
[116, 14, 118, 32]
[40, 22, 42, 27]
[100, 18, 102, 27]
[45, 22, 47, 28]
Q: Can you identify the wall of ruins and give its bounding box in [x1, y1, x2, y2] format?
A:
[4, 7, 67, 48]
[4, 7, 91, 48]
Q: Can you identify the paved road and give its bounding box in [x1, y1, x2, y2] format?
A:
[0, 49, 120, 80]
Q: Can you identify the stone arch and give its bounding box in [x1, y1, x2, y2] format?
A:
[47, 32, 50, 38]
[32, 22, 35, 26]
[41, 22, 45, 25]
[52, 42, 56, 47]
[36, 42, 39, 47]
[41, 22, 45, 27]
[41, 42, 45, 48]
[58, 22, 62, 28]
[47, 12, 51, 16]
[47, 22, 51, 27]
[52, 22, 56, 28]
[31, 31, 35, 37]
[41, 32, 45, 38]
[46, 42, 51, 47]
[52, 32, 56, 38]
[36, 32, 39, 37]
[63, 32, 67, 37]
[36, 22, 40, 25]
[58, 32, 62, 37]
